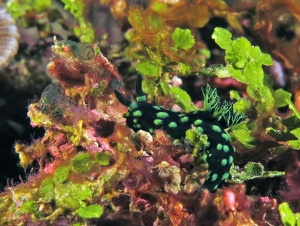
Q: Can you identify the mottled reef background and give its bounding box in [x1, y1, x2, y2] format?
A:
[1, 0, 300, 225]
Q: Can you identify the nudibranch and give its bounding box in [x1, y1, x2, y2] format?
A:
[114, 74, 246, 192]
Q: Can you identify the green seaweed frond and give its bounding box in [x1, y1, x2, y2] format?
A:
[6, 0, 52, 21]
[212, 27, 274, 113]
[229, 162, 285, 184]
[211, 27, 300, 151]
[171, 28, 195, 51]
[75, 204, 104, 219]
[61, 0, 95, 42]
[279, 202, 300, 226]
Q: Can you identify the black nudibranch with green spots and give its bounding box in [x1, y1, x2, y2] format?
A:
[114, 74, 246, 192]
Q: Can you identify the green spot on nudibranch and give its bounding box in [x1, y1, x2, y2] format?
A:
[149, 128, 154, 133]
[129, 102, 138, 110]
[222, 172, 229, 180]
[223, 145, 230, 152]
[154, 119, 163, 125]
[168, 122, 177, 128]
[221, 159, 227, 166]
[180, 116, 189, 123]
[133, 119, 138, 123]
[229, 156, 233, 164]
[233, 146, 236, 152]
[136, 95, 146, 102]
[194, 119, 202, 125]
[203, 153, 208, 161]
[211, 174, 218, 181]
[124, 112, 130, 117]
[222, 133, 229, 141]
[207, 171, 211, 177]
[216, 143, 223, 151]
[212, 125, 221, 132]
[213, 185, 218, 190]
[133, 110, 142, 117]
[196, 127, 203, 133]
[153, 106, 161, 110]
[156, 112, 169, 118]
[178, 113, 185, 117]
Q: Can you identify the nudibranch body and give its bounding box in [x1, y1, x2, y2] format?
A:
[114, 74, 245, 192]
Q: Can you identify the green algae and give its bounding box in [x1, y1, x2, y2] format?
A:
[75, 204, 103, 218]
[95, 152, 110, 166]
[54, 166, 70, 185]
[71, 153, 94, 173]
[55, 182, 92, 209]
